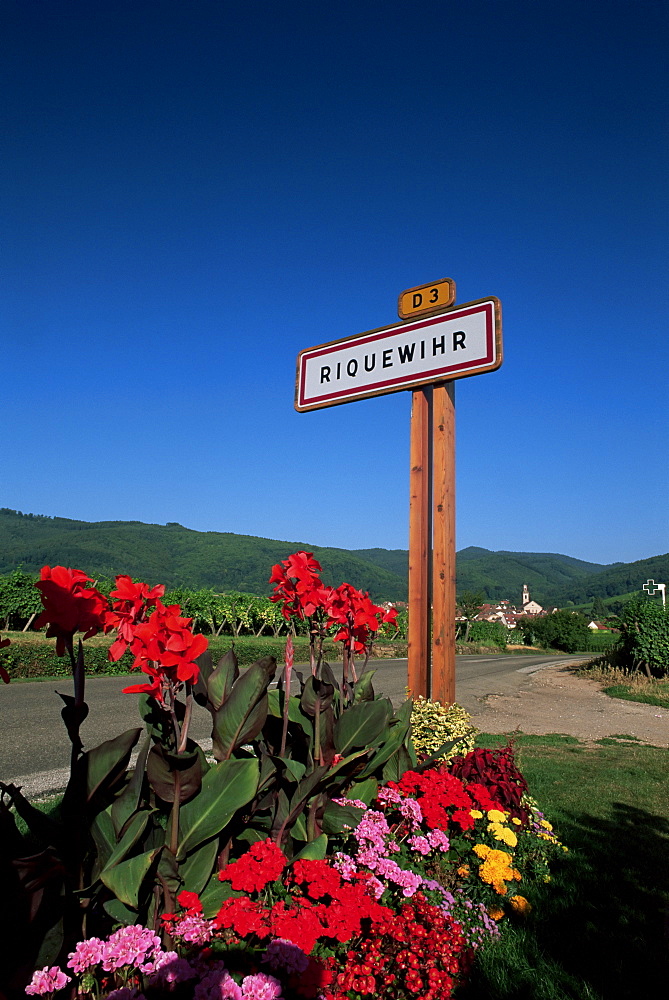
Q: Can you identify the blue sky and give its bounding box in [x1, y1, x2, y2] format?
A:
[2, 0, 667, 566]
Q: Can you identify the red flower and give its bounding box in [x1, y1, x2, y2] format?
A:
[213, 897, 272, 938]
[290, 858, 343, 900]
[466, 781, 505, 813]
[391, 769, 476, 832]
[176, 890, 203, 914]
[325, 584, 398, 653]
[34, 566, 108, 656]
[269, 899, 326, 954]
[269, 552, 330, 620]
[218, 839, 287, 893]
[121, 603, 208, 698]
[105, 575, 165, 661]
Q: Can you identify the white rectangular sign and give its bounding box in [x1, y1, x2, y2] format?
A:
[295, 297, 502, 411]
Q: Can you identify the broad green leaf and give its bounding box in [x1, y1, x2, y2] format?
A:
[333, 700, 391, 755]
[34, 917, 63, 971]
[103, 898, 138, 923]
[356, 717, 412, 780]
[99, 809, 153, 877]
[199, 878, 241, 919]
[300, 674, 334, 717]
[346, 776, 378, 804]
[90, 805, 116, 869]
[292, 812, 308, 840]
[158, 847, 180, 897]
[147, 745, 202, 803]
[276, 756, 306, 783]
[353, 669, 377, 703]
[321, 800, 365, 835]
[177, 757, 259, 858]
[180, 839, 219, 895]
[382, 743, 415, 783]
[207, 649, 239, 710]
[100, 847, 160, 909]
[267, 688, 312, 728]
[82, 728, 142, 803]
[290, 834, 328, 862]
[212, 658, 275, 760]
[193, 649, 214, 703]
[112, 735, 151, 837]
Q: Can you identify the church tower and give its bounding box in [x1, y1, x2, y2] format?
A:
[522, 584, 530, 607]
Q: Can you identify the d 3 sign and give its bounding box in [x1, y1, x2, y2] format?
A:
[398, 278, 456, 319]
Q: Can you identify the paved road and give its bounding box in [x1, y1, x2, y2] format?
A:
[1, 654, 585, 798]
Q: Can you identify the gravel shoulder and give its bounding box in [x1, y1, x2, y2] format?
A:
[466, 661, 669, 747]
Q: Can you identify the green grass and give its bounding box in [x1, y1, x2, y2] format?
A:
[462, 733, 669, 999]
[577, 662, 669, 709]
[602, 682, 669, 709]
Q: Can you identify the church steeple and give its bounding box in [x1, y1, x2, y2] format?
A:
[522, 584, 530, 607]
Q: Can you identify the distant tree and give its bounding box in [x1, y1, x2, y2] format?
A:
[613, 599, 669, 677]
[0, 569, 42, 630]
[591, 596, 608, 620]
[456, 590, 484, 643]
[518, 610, 590, 654]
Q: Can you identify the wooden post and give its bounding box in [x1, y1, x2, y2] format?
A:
[407, 386, 432, 698]
[431, 381, 456, 705]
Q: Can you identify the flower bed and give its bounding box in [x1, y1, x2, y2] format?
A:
[0, 555, 567, 1000]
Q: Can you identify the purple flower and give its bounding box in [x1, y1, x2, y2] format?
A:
[194, 968, 243, 1000]
[171, 913, 215, 945]
[147, 952, 197, 983]
[67, 937, 104, 974]
[408, 834, 431, 856]
[101, 925, 161, 972]
[427, 828, 450, 851]
[262, 938, 309, 975]
[106, 990, 145, 1000]
[25, 967, 71, 996]
[241, 972, 283, 999]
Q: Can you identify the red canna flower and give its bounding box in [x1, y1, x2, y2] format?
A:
[121, 603, 207, 698]
[325, 584, 398, 653]
[105, 575, 165, 662]
[34, 566, 108, 656]
[269, 551, 330, 620]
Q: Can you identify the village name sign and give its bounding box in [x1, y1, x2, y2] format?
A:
[296, 297, 501, 411]
[295, 279, 503, 704]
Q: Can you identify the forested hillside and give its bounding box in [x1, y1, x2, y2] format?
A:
[1, 509, 664, 606]
[451, 547, 612, 605]
[549, 552, 669, 606]
[0, 509, 408, 601]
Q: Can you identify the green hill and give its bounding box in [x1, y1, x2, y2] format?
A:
[448, 548, 611, 605]
[0, 509, 408, 602]
[549, 553, 669, 606]
[0, 508, 665, 608]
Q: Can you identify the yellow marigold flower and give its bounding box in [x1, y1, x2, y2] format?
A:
[487, 906, 505, 921]
[470, 809, 483, 819]
[487, 809, 507, 823]
[473, 843, 492, 859]
[457, 864, 470, 877]
[474, 846, 521, 894]
[511, 817, 522, 826]
[487, 823, 518, 848]
[540, 819, 553, 831]
[509, 894, 532, 916]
